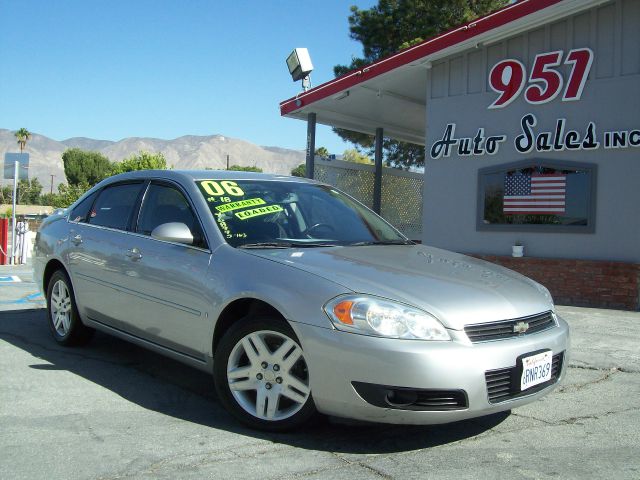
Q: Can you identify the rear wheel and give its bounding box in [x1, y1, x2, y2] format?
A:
[214, 316, 317, 431]
[46, 270, 94, 346]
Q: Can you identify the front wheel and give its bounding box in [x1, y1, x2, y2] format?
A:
[46, 270, 94, 346]
[214, 316, 317, 431]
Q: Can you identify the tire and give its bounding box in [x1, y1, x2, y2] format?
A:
[46, 270, 94, 346]
[214, 316, 318, 431]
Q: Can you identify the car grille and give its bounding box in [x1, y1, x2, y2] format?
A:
[485, 351, 564, 404]
[464, 311, 556, 343]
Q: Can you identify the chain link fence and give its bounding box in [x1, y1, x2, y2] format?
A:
[314, 159, 423, 240]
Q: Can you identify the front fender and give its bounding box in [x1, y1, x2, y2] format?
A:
[209, 246, 351, 330]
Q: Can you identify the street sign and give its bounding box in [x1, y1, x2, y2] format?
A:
[3, 153, 29, 180]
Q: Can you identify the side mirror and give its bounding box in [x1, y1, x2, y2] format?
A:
[151, 222, 194, 245]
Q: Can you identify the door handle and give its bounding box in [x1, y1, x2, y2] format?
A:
[71, 234, 82, 246]
[126, 248, 143, 261]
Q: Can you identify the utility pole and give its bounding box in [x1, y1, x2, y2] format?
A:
[50, 174, 55, 194]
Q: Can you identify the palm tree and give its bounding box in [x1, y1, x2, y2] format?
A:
[14, 128, 32, 153]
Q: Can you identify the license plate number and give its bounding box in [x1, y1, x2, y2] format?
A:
[520, 351, 552, 391]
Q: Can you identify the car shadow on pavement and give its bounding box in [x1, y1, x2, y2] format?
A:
[1, 309, 509, 454]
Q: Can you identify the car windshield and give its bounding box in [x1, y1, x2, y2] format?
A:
[195, 179, 411, 248]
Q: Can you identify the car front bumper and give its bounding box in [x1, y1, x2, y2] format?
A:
[292, 316, 570, 424]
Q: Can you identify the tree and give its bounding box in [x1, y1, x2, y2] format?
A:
[17, 178, 43, 205]
[342, 148, 372, 164]
[110, 151, 167, 175]
[227, 165, 263, 172]
[43, 183, 90, 209]
[0, 185, 12, 204]
[333, 0, 508, 168]
[291, 164, 306, 177]
[62, 148, 112, 186]
[14, 128, 32, 153]
[315, 147, 330, 159]
[0, 179, 42, 205]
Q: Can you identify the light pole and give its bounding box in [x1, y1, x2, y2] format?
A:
[10, 161, 18, 265]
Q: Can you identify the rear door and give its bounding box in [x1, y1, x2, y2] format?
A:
[66, 181, 145, 329]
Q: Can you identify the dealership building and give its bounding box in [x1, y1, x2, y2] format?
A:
[281, 0, 640, 310]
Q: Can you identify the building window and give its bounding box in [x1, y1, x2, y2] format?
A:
[477, 160, 596, 233]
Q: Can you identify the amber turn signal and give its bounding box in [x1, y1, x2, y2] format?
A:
[333, 300, 354, 325]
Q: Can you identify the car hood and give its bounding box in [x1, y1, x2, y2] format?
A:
[245, 244, 553, 330]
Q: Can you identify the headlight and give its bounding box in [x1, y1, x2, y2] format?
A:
[324, 295, 450, 341]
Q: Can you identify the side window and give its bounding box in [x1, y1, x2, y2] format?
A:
[137, 183, 207, 248]
[89, 183, 142, 231]
[69, 191, 98, 223]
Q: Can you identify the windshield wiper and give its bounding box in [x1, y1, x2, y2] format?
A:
[347, 240, 415, 246]
[238, 242, 337, 249]
[238, 242, 292, 249]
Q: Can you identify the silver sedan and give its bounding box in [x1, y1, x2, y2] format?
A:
[34, 170, 569, 431]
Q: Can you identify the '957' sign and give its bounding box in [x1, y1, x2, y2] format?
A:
[488, 48, 593, 109]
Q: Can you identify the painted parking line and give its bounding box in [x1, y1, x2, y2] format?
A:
[0, 275, 22, 283]
[0, 292, 44, 305]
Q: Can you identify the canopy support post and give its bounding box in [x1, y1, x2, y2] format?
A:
[305, 113, 316, 179]
[373, 127, 383, 214]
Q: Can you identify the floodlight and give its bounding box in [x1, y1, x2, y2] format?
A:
[286, 48, 313, 91]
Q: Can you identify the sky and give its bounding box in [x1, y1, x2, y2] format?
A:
[0, 0, 376, 154]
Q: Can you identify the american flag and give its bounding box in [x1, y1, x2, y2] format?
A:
[503, 172, 566, 215]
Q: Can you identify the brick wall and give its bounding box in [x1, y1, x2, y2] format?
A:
[474, 255, 640, 311]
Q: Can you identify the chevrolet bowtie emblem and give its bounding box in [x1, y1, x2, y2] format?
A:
[513, 321, 530, 334]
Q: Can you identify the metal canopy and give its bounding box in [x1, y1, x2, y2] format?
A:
[280, 0, 599, 144]
[285, 68, 427, 145]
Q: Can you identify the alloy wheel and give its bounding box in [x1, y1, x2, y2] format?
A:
[226, 330, 310, 421]
[50, 279, 72, 336]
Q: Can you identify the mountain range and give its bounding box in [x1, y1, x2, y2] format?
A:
[0, 129, 306, 191]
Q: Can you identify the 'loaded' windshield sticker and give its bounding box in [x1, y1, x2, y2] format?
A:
[235, 205, 283, 220]
[215, 197, 265, 213]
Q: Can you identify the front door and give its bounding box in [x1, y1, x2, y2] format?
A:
[112, 181, 213, 360]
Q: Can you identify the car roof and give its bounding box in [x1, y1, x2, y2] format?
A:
[105, 169, 319, 184]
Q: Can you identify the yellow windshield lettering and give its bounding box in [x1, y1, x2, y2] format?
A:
[215, 197, 266, 213]
[200, 180, 244, 197]
[220, 181, 244, 196]
[235, 205, 283, 220]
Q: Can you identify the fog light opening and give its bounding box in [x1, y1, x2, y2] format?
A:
[385, 389, 418, 408]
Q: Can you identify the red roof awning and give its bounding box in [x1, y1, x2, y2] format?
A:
[280, 0, 596, 144]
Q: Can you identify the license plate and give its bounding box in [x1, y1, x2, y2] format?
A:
[520, 351, 552, 391]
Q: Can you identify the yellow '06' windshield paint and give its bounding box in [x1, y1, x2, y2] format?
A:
[199, 180, 245, 197]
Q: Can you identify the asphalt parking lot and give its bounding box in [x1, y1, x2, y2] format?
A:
[1, 264, 639, 480]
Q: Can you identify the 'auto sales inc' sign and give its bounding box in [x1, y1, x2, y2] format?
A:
[429, 48, 640, 159]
